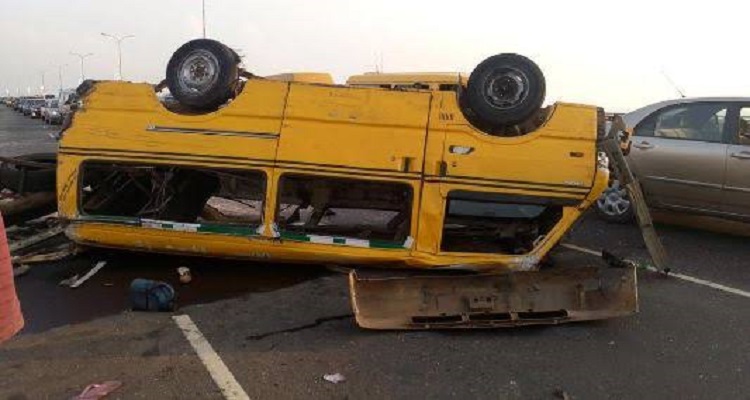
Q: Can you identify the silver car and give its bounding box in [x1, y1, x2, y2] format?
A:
[597, 97, 750, 222]
[40, 99, 62, 124]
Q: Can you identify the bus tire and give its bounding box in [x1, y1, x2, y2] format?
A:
[166, 39, 241, 111]
[463, 53, 546, 129]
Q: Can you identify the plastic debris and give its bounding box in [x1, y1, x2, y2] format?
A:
[177, 266, 192, 284]
[323, 373, 346, 384]
[73, 380, 123, 399]
[130, 279, 175, 312]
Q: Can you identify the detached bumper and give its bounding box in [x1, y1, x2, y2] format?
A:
[349, 265, 637, 329]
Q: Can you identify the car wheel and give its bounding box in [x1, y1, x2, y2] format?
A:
[595, 179, 635, 223]
[166, 38, 241, 111]
[462, 53, 546, 130]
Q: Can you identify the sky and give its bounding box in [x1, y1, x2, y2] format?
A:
[1, 0, 749, 112]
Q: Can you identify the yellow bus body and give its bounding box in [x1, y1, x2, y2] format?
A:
[58, 79, 608, 272]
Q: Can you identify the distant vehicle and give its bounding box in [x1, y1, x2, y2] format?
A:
[41, 99, 62, 124]
[26, 99, 46, 118]
[19, 99, 34, 115]
[596, 98, 750, 223]
[57, 90, 78, 121]
[14, 98, 27, 112]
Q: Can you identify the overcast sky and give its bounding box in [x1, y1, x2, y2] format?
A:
[1, 0, 748, 111]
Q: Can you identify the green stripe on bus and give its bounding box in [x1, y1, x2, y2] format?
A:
[197, 224, 258, 236]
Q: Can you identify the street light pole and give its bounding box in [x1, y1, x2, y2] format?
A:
[70, 52, 94, 84]
[57, 64, 67, 94]
[202, 0, 206, 38]
[101, 32, 135, 80]
[40, 70, 46, 95]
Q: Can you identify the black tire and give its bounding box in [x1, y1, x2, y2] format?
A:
[166, 39, 240, 111]
[463, 53, 546, 129]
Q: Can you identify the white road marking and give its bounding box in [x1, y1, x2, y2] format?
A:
[647, 268, 750, 299]
[173, 315, 250, 400]
[560, 243, 600, 256]
[561, 242, 750, 299]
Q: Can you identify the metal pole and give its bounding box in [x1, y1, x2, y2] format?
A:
[58, 65, 65, 94]
[40, 71, 46, 95]
[202, 0, 206, 38]
[117, 40, 123, 79]
[70, 52, 93, 84]
[101, 33, 134, 80]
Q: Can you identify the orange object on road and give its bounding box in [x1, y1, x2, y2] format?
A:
[0, 212, 23, 342]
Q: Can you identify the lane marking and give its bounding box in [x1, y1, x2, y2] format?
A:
[560, 243, 600, 256]
[561, 243, 750, 299]
[173, 315, 250, 400]
[649, 269, 750, 299]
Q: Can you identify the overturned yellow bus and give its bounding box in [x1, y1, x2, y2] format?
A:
[57, 39, 637, 329]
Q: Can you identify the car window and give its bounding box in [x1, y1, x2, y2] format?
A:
[636, 103, 728, 143]
[738, 107, 750, 146]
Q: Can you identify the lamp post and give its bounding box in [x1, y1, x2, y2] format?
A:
[70, 52, 94, 84]
[56, 64, 67, 95]
[101, 32, 135, 80]
[202, 0, 206, 38]
[40, 70, 46, 95]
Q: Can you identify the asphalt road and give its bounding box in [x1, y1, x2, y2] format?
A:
[0, 106, 57, 157]
[0, 105, 749, 399]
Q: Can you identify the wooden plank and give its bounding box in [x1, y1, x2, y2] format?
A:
[8, 226, 64, 253]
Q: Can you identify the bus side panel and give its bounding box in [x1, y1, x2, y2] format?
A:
[276, 84, 431, 175]
[61, 80, 289, 164]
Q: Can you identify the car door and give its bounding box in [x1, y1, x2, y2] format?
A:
[628, 102, 730, 213]
[722, 104, 750, 218]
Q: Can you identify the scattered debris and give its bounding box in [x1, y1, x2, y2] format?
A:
[3, 214, 86, 281]
[13, 243, 84, 264]
[12, 264, 30, 277]
[0, 191, 55, 220]
[130, 279, 176, 312]
[553, 389, 571, 400]
[69, 261, 107, 289]
[177, 266, 192, 284]
[8, 225, 63, 253]
[323, 373, 346, 384]
[72, 380, 123, 400]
